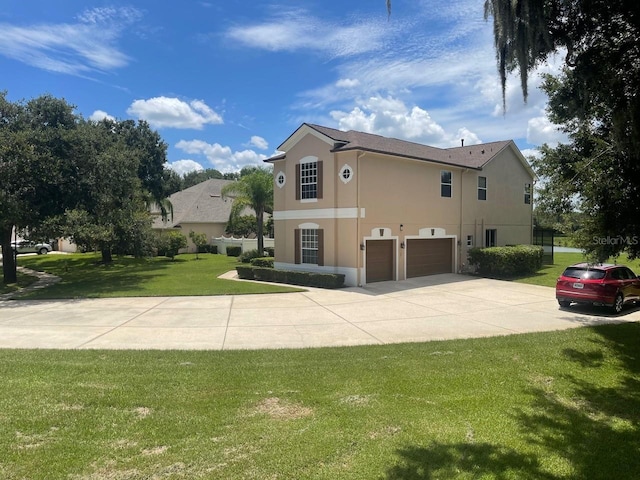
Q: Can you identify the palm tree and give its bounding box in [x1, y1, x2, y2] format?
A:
[221, 167, 273, 255]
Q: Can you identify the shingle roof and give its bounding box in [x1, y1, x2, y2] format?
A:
[304, 123, 513, 170]
[152, 178, 235, 229]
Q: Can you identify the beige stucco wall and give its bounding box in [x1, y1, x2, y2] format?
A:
[272, 131, 534, 286]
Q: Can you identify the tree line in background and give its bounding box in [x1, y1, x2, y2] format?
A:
[0, 92, 274, 284]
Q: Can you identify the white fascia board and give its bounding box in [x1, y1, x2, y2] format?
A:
[279, 124, 335, 152]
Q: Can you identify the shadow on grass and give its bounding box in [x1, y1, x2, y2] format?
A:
[17, 254, 175, 298]
[511, 323, 640, 479]
[385, 323, 640, 479]
[384, 442, 554, 479]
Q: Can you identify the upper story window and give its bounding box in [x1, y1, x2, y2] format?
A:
[275, 171, 286, 189]
[301, 162, 317, 199]
[478, 176, 487, 201]
[296, 157, 323, 201]
[524, 183, 532, 204]
[441, 170, 452, 197]
[339, 164, 354, 184]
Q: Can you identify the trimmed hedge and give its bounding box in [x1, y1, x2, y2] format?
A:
[467, 245, 544, 278]
[235, 265, 254, 280]
[226, 246, 242, 257]
[250, 257, 274, 268]
[235, 266, 344, 289]
[199, 244, 217, 254]
[239, 249, 261, 263]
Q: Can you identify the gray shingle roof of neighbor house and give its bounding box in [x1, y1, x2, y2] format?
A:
[266, 123, 533, 175]
[152, 178, 235, 229]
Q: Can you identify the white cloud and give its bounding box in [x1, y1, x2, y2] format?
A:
[527, 115, 569, 146]
[89, 110, 115, 122]
[0, 7, 140, 75]
[176, 139, 267, 173]
[249, 135, 268, 150]
[336, 78, 360, 89]
[330, 95, 481, 148]
[226, 9, 395, 58]
[127, 97, 223, 129]
[166, 159, 204, 176]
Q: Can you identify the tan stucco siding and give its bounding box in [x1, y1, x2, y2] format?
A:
[273, 134, 336, 211]
[274, 217, 358, 269]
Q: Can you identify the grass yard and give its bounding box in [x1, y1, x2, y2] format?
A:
[515, 252, 640, 288]
[0, 271, 39, 296]
[13, 253, 302, 299]
[0, 324, 639, 479]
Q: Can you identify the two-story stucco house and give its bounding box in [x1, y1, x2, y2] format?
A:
[265, 123, 535, 287]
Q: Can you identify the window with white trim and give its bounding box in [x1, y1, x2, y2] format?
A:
[301, 229, 318, 264]
[339, 164, 353, 184]
[276, 171, 286, 188]
[301, 162, 318, 199]
[478, 176, 487, 201]
[441, 170, 452, 197]
[466, 235, 474, 247]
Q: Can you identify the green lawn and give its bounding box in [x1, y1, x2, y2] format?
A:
[0, 324, 639, 479]
[0, 271, 39, 296]
[14, 252, 302, 299]
[515, 252, 640, 287]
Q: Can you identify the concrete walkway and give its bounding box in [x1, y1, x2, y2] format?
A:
[1, 272, 638, 350]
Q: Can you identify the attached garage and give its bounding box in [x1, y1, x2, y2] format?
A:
[366, 239, 394, 283]
[406, 238, 453, 277]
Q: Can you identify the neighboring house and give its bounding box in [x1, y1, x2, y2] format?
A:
[152, 178, 236, 252]
[265, 123, 535, 287]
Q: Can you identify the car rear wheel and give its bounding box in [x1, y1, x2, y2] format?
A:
[613, 293, 624, 314]
[38, 247, 48, 255]
[558, 300, 571, 308]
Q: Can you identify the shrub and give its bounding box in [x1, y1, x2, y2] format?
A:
[201, 244, 218, 254]
[252, 267, 275, 282]
[235, 265, 254, 280]
[226, 246, 242, 257]
[239, 249, 261, 263]
[235, 266, 344, 289]
[158, 231, 187, 260]
[468, 245, 544, 278]
[264, 246, 275, 257]
[250, 257, 274, 268]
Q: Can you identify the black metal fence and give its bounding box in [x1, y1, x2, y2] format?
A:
[533, 227, 555, 264]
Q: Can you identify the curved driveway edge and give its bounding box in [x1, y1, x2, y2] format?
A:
[1, 274, 638, 350]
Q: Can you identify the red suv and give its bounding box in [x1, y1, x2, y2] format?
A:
[556, 263, 640, 313]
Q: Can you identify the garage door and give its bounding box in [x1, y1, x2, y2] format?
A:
[406, 238, 453, 277]
[366, 240, 394, 283]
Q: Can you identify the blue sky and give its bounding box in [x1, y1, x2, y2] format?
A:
[0, 0, 567, 176]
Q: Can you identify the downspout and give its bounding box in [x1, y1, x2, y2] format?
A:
[357, 151, 366, 286]
[459, 168, 468, 273]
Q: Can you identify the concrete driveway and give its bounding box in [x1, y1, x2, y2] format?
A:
[1, 273, 638, 350]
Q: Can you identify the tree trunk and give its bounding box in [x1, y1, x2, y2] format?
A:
[1, 225, 17, 284]
[101, 248, 113, 264]
[256, 208, 264, 255]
